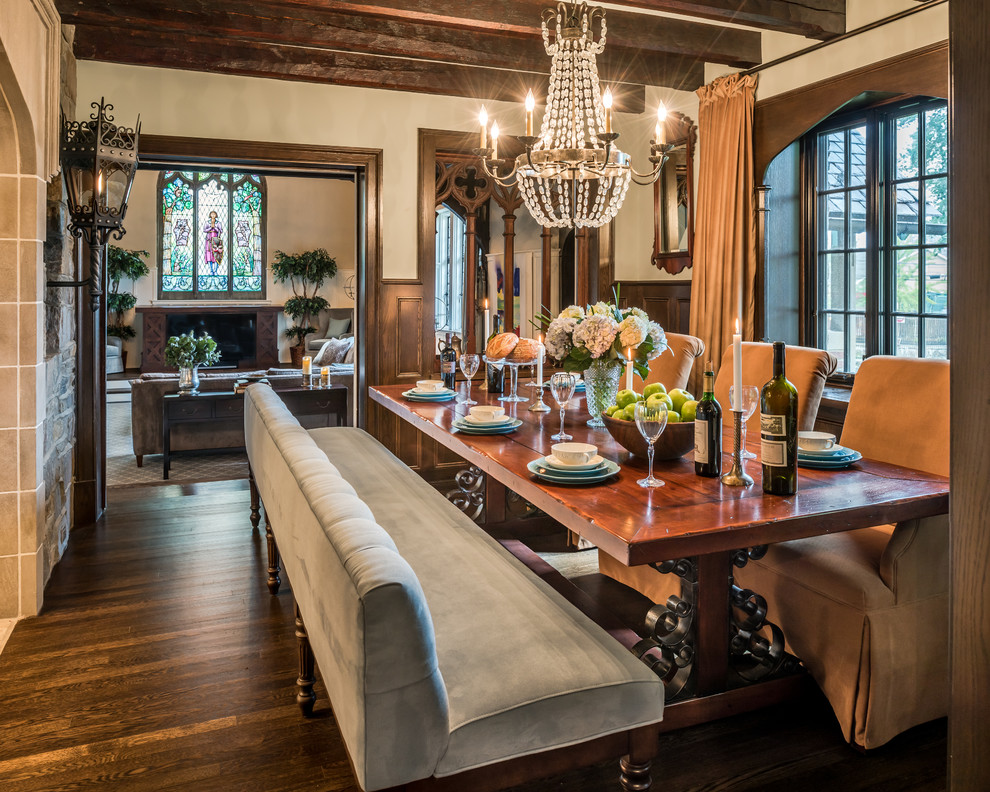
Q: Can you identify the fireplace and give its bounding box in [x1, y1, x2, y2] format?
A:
[137, 305, 284, 372]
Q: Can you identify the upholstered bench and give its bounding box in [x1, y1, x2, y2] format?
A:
[244, 384, 665, 792]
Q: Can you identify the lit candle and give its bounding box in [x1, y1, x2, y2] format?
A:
[479, 106, 488, 150]
[625, 347, 634, 392]
[483, 298, 491, 342]
[490, 119, 500, 161]
[320, 366, 330, 386]
[732, 319, 742, 411]
[536, 334, 545, 389]
[525, 90, 535, 137]
[603, 88, 613, 134]
[302, 355, 312, 377]
[656, 102, 668, 146]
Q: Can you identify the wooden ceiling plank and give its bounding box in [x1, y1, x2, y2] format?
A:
[70, 23, 661, 111]
[57, 0, 716, 87]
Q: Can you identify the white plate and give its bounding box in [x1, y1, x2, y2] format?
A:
[543, 454, 605, 471]
[464, 414, 512, 426]
[412, 387, 453, 396]
[798, 444, 854, 458]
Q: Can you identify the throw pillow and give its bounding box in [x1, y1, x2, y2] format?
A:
[325, 316, 352, 338]
[343, 341, 356, 364]
[313, 336, 354, 366]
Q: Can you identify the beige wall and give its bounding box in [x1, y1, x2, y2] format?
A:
[0, 0, 61, 619]
[115, 171, 356, 365]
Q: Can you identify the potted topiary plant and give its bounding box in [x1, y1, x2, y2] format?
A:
[271, 248, 337, 367]
[106, 246, 150, 370]
[164, 331, 222, 394]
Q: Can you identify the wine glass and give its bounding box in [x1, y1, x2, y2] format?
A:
[459, 354, 480, 405]
[635, 400, 668, 488]
[729, 385, 760, 459]
[549, 372, 577, 441]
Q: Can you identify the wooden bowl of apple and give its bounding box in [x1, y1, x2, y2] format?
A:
[601, 385, 697, 460]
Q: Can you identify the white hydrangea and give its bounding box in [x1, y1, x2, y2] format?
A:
[629, 307, 649, 321]
[573, 314, 619, 359]
[618, 314, 650, 349]
[588, 301, 614, 317]
[544, 316, 577, 360]
[646, 322, 669, 360]
[558, 305, 585, 320]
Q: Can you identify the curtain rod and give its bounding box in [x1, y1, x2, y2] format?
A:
[740, 0, 948, 77]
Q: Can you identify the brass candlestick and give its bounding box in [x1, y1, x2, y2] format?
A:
[721, 409, 754, 487]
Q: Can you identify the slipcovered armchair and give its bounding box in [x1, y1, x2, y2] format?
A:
[713, 341, 838, 432]
[106, 337, 124, 375]
[735, 356, 950, 749]
[643, 332, 705, 391]
[306, 307, 354, 352]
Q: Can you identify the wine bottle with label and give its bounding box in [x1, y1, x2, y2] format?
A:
[760, 341, 798, 495]
[440, 332, 457, 390]
[486, 315, 505, 394]
[694, 362, 722, 477]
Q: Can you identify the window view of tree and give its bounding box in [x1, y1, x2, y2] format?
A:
[812, 98, 948, 374]
[435, 204, 466, 335]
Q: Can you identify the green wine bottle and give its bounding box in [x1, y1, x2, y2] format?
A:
[760, 342, 798, 495]
[694, 362, 722, 477]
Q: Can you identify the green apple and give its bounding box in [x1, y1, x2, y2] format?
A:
[666, 410, 681, 423]
[614, 410, 632, 421]
[668, 388, 694, 413]
[604, 404, 621, 416]
[643, 382, 667, 399]
[616, 388, 638, 410]
[680, 400, 698, 422]
[646, 393, 673, 412]
[623, 403, 638, 420]
[636, 392, 646, 401]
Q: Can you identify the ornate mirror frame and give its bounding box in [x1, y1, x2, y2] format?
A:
[652, 111, 697, 276]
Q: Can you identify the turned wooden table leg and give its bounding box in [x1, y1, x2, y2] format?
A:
[619, 725, 658, 791]
[248, 465, 261, 530]
[295, 603, 316, 716]
[265, 513, 281, 594]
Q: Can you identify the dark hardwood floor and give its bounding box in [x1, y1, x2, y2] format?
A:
[0, 480, 947, 791]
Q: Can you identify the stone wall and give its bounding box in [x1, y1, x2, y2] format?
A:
[39, 26, 77, 586]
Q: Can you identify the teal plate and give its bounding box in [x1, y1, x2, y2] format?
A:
[403, 390, 457, 402]
[452, 418, 522, 435]
[798, 450, 863, 469]
[527, 457, 620, 484]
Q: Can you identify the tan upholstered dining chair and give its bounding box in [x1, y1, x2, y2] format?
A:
[736, 355, 950, 749]
[643, 332, 705, 391]
[713, 342, 838, 432]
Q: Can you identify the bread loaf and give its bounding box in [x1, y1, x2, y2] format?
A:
[485, 332, 519, 360]
[508, 337, 541, 362]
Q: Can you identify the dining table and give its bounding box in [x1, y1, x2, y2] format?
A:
[369, 381, 950, 728]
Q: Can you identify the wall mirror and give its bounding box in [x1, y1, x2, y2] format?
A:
[652, 111, 697, 276]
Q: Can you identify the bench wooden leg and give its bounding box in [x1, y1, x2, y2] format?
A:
[136, 454, 143, 468]
[265, 513, 281, 594]
[619, 725, 658, 791]
[248, 465, 261, 530]
[295, 603, 316, 717]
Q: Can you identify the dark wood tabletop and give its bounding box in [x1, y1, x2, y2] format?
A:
[370, 383, 949, 566]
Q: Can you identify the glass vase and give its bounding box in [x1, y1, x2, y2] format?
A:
[178, 365, 201, 394]
[583, 359, 622, 428]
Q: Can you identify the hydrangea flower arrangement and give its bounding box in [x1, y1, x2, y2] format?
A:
[540, 293, 668, 378]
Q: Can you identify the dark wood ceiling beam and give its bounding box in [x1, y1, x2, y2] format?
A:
[70, 24, 653, 112]
[602, 0, 845, 40]
[56, 0, 710, 89]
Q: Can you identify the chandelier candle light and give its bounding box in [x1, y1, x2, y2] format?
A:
[475, 2, 671, 228]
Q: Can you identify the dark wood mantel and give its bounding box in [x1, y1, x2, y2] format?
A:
[137, 304, 283, 372]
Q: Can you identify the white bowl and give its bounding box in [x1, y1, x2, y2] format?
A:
[469, 405, 505, 421]
[551, 442, 598, 465]
[798, 430, 836, 451]
[415, 379, 447, 393]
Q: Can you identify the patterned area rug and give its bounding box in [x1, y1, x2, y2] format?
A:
[107, 401, 250, 487]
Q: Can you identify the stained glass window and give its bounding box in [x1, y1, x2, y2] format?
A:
[158, 170, 266, 298]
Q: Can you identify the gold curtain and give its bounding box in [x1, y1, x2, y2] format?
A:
[687, 73, 758, 396]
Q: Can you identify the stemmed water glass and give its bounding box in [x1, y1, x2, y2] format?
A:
[729, 385, 760, 459]
[635, 400, 668, 488]
[549, 372, 577, 441]
[459, 354, 480, 405]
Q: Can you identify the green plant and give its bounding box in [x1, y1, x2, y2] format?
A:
[106, 246, 149, 339]
[271, 248, 337, 346]
[164, 331, 222, 370]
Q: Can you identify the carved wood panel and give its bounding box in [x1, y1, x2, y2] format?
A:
[141, 313, 166, 371]
[257, 311, 279, 369]
[615, 280, 691, 335]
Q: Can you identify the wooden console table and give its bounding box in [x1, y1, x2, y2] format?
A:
[163, 385, 347, 479]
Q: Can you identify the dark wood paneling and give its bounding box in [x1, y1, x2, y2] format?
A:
[615, 280, 691, 335]
[948, 2, 990, 788]
[754, 42, 949, 180]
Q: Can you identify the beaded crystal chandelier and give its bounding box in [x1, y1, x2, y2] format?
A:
[476, 2, 669, 229]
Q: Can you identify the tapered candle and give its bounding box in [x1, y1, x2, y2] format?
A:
[483, 298, 491, 341]
[302, 355, 312, 377]
[525, 90, 535, 137]
[490, 120, 500, 160]
[603, 88, 613, 134]
[479, 106, 488, 149]
[536, 334, 545, 388]
[625, 347, 634, 391]
[656, 102, 667, 146]
[732, 319, 742, 411]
